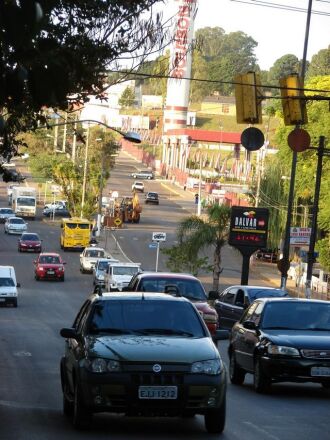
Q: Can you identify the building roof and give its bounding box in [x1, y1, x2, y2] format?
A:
[202, 96, 236, 104]
[165, 128, 241, 144]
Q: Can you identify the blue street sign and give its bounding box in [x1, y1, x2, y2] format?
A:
[149, 243, 157, 249]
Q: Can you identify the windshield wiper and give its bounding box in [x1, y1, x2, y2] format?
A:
[90, 328, 133, 335]
[262, 326, 295, 330]
[137, 328, 194, 337]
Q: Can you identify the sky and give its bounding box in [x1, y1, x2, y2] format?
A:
[164, 0, 330, 70]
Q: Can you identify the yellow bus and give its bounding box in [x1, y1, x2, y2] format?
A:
[60, 217, 92, 250]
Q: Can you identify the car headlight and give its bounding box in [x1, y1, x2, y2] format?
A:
[58, 267, 64, 271]
[191, 359, 222, 375]
[267, 344, 300, 357]
[97, 274, 105, 280]
[39, 267, 44, 271]
[83, 358, 121, 373]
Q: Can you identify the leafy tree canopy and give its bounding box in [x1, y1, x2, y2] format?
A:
[307, 46, 330, 78]
[267, 54, 300, 85]
[0, 0, 166, 161]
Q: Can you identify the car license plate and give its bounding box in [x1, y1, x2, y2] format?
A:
[138, 386, 177, 400]
[47, 270, 55, 275]
[311, 366, 330, 377]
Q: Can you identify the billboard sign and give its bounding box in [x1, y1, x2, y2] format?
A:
[228, 206, 269, 248]
[290, 227, 311, 245]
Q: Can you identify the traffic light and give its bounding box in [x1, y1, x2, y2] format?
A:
[279, 74, 308, 126]
[234, 72, 262, 124]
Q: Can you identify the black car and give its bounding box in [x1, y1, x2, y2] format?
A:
[145, 191, 159, 205]
[215, 285, 288, 331]
[43, 205, 70, 218]
[228, 298, 330, 393]
[255, 248, 279, 263]
[60, 292, 226, 432]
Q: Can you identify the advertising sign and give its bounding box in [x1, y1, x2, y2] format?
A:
[228, 206, 269, 248]
[290, 227, 311, 245]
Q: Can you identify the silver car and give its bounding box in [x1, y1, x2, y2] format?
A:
[93, 257, 118, 287]
[4, 217, 28, 235]
[0, 208, 15, 223]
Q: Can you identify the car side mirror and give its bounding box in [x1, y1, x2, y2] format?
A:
[243, 320, 257, 330]
[121, 286, 132, 292]
[17, 283, 21, 288]
[60, 328, 79, 340]
[33, 260, 37, 264]
[63, 261, 67, 265]
[208, 290, 219, 300]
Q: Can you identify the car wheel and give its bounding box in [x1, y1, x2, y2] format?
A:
[229, 351, 245, 385]
[254, 358, 271, 393]
[61, 364, 74, 417]
[204, 398, 226, 434]
[60, 276, 65, 282]
[80, 267, 85, 274]
[12, 298, 17, 308]
[73, 381, 92, 429]
[18, 247, 21, 252]
[35, 274, 39, 281]
[321, 382, 330, 389]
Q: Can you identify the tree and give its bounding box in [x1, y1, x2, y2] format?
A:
[161, 242, 212, 276]
[0, 0, 167, 162]
[267, 54, 300, 85]
[176, 204, 231, 291]
[119, 87, 136, 108]
[307, 46, 330, 77]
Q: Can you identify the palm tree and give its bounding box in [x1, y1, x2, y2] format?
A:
[177, 204, 231, 291]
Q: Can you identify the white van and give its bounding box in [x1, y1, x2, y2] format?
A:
[104, 262, 141, 292]
[0, 266, 20, 307]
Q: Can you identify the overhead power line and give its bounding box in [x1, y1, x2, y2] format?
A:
[230, 0, 330, 16]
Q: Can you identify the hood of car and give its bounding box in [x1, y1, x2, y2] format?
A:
[20, 240, 40, 245]
[264, 330, 330, 349]
[37, 263, 63, 269]
[86, 335, 218, 363]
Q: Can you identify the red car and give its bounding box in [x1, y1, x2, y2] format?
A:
[121, 272, 219, 336]
[34, 253, 66, 281]
[18, 232, 42, 253]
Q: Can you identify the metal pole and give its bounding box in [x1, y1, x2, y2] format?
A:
[80, 125, 89, 218]
[280, 0, 313, 288]
[197, 153, 202, 216]
[53, 125, 58, 152]
[62, 113, 67, 153]
[305, 136, 325, 298]
[155, 241, 160, 272]
[96, 157, 104, 238]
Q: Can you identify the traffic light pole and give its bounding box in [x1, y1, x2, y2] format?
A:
[305, 136, 326, 298]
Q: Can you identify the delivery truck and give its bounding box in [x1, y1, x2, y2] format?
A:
[11, 186, 37, 219]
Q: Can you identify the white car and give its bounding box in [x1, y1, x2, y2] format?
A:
[4, 216, 28, 235]
[79, 247, 108, 274]
[0, 207, 15, 223]
[44, 200, 67, 210]
[132, 181, 144, 192]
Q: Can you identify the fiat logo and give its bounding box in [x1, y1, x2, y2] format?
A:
[152, 364, 161, 373]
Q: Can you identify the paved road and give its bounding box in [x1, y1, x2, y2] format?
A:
[0, 158, 329, 440]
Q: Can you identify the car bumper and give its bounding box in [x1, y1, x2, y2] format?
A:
[19, 246, 41, 252]
[77, 368, 227, 416]
[260, 356, 330, 384]
[36, 271, 63, 280]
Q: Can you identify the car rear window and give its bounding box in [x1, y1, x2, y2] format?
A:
[249, 289, 288, 300]
[139, 277, 207, 301]
[88, 300, 206, 337]
[22, 234, 39, 240]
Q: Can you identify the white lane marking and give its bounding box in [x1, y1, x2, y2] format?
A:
[243, 421, 282, 440]
[111, 233, 133, 263]
[13, 351, 32, 357]
[0, 399, 55, 410]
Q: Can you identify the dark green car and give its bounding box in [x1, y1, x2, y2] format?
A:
[60, 292, 227, 433]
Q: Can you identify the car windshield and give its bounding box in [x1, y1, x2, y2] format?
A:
[17, 197, 35, 206]
[249, 288, 288, 300]
[0, 277, 15, 287]
[88, 300, 206, 337]
[148, 193, 158, 198]
[22, 234, 39, 241]
[138, 277, 207, 301]
[0, 209, 13, 214]
[97, 261, 110, 271]
[85, 250, 105, 258]
[112, 266, 139, 276]
[10, 218, 24, 224]
[39, 256, 60, 264]
[262, 302, 330, 330]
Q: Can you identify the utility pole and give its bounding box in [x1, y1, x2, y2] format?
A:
[80, 125, 89, 218]
[62, 112, 67, 153]
[96, 138, 104, 237]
